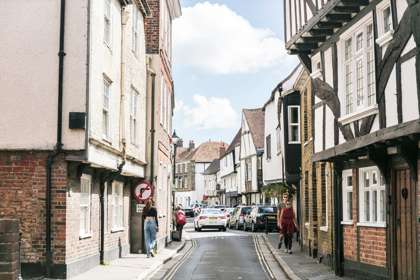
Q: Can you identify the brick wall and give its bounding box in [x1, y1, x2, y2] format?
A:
[0, 219, 20, 280]
[144, 0, 160, 54]
[343, 225, 357, 261]
[0, 151, 67, 265]
[359, 227, 387, 267]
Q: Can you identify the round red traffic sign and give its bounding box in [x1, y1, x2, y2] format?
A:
[134, 181, 154, 204]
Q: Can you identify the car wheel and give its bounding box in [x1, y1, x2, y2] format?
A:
[223, 227, 227, 232]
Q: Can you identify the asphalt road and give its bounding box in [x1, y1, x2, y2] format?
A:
[171, 221, 270, 280]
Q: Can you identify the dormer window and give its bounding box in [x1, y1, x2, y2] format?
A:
[376, 1, 394, 47]
[383, 7, 392, 33]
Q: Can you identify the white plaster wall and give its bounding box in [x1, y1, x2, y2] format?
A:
[0, 0, 87, 150]
[193, 162, 209, 203]
[396, 0, 408, 23]
[325, 108, 335, 149]
[401, 58, 419, 122]
[385, 68, 398, 127]
[314, 106, 323, 153]
[324, 48, 334, 86]
[263, 95, 283, 184]
[220, 152, 234, 177]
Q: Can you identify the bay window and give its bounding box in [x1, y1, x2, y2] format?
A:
[358, 167, 386, 226]
[340, 19, 377, 121]
[288, 106, 300, 144]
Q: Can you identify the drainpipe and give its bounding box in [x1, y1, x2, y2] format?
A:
[149, 72, 156, 183]
[45, 0, 66, 276]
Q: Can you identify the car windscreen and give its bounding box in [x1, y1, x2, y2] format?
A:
[201, 209, 223, 215]
[241, 207, 252, 214]
[258, 207, 277, 213]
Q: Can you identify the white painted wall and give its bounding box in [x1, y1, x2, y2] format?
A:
[401, 58, 419, 122]
[0, 0, 87, 150]
[240, 113, 258, 194]
[263, 91, 284, 184]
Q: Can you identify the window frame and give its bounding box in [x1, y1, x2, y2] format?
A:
[358, 167, 386, 227]
[104, 0, 112, 49]
[111, 181, 124, 232]
[342, 169, 353, 224]
[103, 77, 112, 141]
[132, 6, 140, 56]
[80, 174, 92, 238]
[339, 16, 378, 123]
[265, 134, 272, 160]
[288, 105, 300, 144]
[130, 87, 139, 145]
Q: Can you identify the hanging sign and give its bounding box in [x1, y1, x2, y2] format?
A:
[134, 181, 154, 204]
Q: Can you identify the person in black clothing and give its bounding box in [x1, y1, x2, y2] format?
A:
[143, 199, 158, 258]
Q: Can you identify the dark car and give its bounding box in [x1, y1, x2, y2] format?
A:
[184, 208, 194, 218]
[244, 205, 278, 232]
[229, 205, 252, 230]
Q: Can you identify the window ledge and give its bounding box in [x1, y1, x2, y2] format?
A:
[310, 69, 323, 79]
[338, 105, 379, 126]
[79, 233, 92, 240]
[111, 227, 124, 233]
[375, 30, 394, 47]
[356, 222, 386, 228]
[320, 226, 329, 232]
[341, 221, 353, 225]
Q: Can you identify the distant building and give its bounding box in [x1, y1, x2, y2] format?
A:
[203, 159, 221, 206]
[174, 140, 227, 207]
[220, 129, 242, 207]
[239, 109, 265, 205]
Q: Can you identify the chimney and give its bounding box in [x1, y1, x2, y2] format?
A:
[219, 146, 226, 157]
[188, 140, 195, 150]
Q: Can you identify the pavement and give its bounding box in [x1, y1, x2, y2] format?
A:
[265, 233, 354, 280]
[69, 240, 186, 280]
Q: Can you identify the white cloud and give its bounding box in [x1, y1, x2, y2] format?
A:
[173, 2, 293, 74]
[175, 95, 238, 130]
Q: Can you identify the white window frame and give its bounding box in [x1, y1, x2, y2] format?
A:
[80, 174, 92, 237]
[376, 0, 394, 47]
[339, 16, 378, 124]
[358, 167, 386, 227]
[111, 181, 124, 231]
[103, 77, 112, 141]
[104, 0, 112, 49]
[132, 6, 139, 55]
[130, 87, 139, 145]
[342, 169, 353, 224]
[288, 105, 300, 144]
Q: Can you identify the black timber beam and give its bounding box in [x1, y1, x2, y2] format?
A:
[317, 21, 342, 29]
[310, 28, 334, 36]
[326, 13, 352, 22]
[397, 136, 418, 181]
[301, 35, 327, 43]
[288, 49, 311, 55]
[333, 6, 360, 13]
[295, 42, 319, 50]
[339, 0, 369, 6]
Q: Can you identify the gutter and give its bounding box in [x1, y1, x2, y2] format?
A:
[149, 71, 156, 183]
[46, 0, 66, 276]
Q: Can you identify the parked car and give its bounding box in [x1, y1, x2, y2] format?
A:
[244, 205, 278, 232]
[224, 207, 235, 224]
[184, 208, 194, 218]
[194, 208, 228, 231]
[229, 206, 252, 230]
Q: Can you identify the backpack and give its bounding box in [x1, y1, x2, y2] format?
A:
[176, 211, 186, 226]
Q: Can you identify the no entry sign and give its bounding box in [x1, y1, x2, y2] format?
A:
[134, 181, 154, 204]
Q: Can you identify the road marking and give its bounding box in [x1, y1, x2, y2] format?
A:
[253, 234, 275, 280]
[162, 239, 197, 280]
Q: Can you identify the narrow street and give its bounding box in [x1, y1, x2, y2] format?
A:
[151, 219, 287, 280]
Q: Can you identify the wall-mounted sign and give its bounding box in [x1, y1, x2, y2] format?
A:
[136, 204, 144, 213]
[134, 181, 154, 204]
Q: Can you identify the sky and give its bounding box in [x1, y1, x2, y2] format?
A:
[172, 0, 298, 146]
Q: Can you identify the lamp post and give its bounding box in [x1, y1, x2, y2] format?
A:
[171, 130, 180, 211]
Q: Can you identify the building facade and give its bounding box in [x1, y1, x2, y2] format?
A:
[239, 109, 265, 205]
[285, 0, 420, 279]
[203, 159, 221, 206]
[0, 0, 151, 278]
[220, 129, 242, 207]
[144, 0, 181, 248]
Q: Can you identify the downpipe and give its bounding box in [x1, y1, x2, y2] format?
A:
[45, 0, 66, 276]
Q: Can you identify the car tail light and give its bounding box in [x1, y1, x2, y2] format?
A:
[199, 216, 207, 220]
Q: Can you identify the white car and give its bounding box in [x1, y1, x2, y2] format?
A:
[194, 208, 227, 232]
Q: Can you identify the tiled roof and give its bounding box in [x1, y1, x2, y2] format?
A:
[188, 141, 228, 163]
[203, 159, 220, 175]
[224, 128, 241, 155]
[243, 108, 265, 149]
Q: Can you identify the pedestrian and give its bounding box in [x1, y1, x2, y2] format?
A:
[143, 199, 158, 258]
[279, 198, 298, 254]
[174, 205, 187, 240]
[277, 192, 289, 249]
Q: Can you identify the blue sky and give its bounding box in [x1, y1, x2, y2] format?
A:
[172, 0, 298, 145]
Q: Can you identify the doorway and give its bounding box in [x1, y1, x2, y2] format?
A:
[393, 168, 417, 280]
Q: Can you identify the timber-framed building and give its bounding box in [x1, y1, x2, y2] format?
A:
[284, 0, 420, 279]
